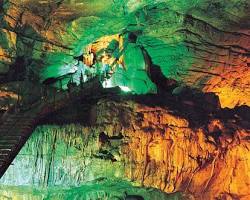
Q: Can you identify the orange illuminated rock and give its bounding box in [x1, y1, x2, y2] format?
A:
[94, 99, 250, 200]
[203, 65, 250, 109]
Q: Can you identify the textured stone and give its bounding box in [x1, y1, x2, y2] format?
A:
[1, 99, 249, 199]
[0, 1, 249, 199]
[94, 99, 250, 199]
[0, 0, 249, 107]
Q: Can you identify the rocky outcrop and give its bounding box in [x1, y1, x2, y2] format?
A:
[93, 99, 250, 199]
[0, 0, 249, 198]
[1, 98, 249, 199]
[0, 0, 249, 108]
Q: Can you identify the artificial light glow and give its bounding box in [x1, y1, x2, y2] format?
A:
[102, 79, 114, 88]
[119, 86, 131, 92]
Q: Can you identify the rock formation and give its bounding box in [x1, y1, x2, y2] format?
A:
[0, 0, 249, 200]
[1, 97, 249, 199]
[0, 0, 249, 107]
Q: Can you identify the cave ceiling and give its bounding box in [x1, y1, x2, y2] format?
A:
[0, 0, 249, 108]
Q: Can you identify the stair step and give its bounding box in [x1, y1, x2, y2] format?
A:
[2, 132, 26, 136]
[0, 124, 14, 128]
[0, 139, 20, 144]
[8, 115, 23, 118]
[7, 118, 22, 121]
[20, 126, 33, 130]
[0, 132, 19, 136]
[0, 134, 21, 137]
[1, 125, 15, 129]
[19, 127, 32, 131]
[0, 143, 17, 151]
[3, 121, 17, 124]
[0, 149, 11, 156]
[0, 135, 21, 139]
[0, 157, 7, 162]
[0, 140, 20, 144]
[0, 159, 6, 165]
[0, 143, 16, 148]
[3, 125, 17, 129]
[0, 160, 7, 167]
[0, 123, 13, 127]
[15, 123, 32, 127]
[15, 123, 32, 126]
[0, 147, 13, 151]
[0, 132, 12, 136]
[0, 161, 5, 167]
[16, 121, 33, 124]
[5, 120, 16, 124]
[19, 126, 32, 130]
[0, 138, 18, 142]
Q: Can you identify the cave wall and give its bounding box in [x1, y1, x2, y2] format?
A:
[94, 99, 250, 200]
[0, 1, 249, 199]
[1, 99, 249, 199]
[0, 124, 124, 187]
[0, 0, 249, 108]
[0, 115, 182, 200]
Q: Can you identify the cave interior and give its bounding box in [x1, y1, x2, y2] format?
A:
[0, 0, 249, 200]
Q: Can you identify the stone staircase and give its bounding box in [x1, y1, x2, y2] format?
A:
[0, 77, 108, 178]
[0, 112, 36, 177]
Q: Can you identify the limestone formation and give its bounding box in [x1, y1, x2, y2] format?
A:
[1, 98, 249, 199]
[0, 0, 249, 107]
[0, 1, 249, 200]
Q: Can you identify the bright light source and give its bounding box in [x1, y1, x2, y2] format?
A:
[119, 86, 131, 92]
[102, 79, 113, 88]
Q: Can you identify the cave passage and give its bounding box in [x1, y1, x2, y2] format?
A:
[0, 0, 249, 200]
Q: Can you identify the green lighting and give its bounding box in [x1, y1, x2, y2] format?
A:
[102, 79, 113, 88]
[119, 86, 131, 92]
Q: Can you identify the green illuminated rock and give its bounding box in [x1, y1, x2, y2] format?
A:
[0, 124, 182, 200]
[0, 0, 248, 101]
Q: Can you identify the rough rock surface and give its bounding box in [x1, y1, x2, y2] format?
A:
[0, 0, 249, 199]
[1, 99, 249, 199]
[94, 99, 250, 200]
[0, 0, 249, 108]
